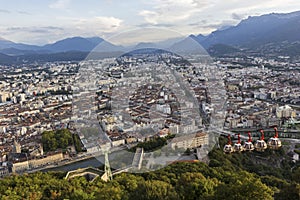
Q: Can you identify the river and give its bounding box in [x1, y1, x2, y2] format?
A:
[42, 149, 134, 172]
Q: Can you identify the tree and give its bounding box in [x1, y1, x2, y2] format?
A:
[42, 131, 58, 152]
[94, 182, 124, 200]
[176, 172, 218, 200]
[214, 171, 274, 200]
[41, 129, 75, 152]
[276, 183, 300, 200]
[292, 167, 300, 183]
[130, 180, 179, 200]
[0, 142, 292, 200]
[185, 148, 191, 155]
[73, 134, 83, 152]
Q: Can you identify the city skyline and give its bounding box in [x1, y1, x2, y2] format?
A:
[0, 0, 300, 45]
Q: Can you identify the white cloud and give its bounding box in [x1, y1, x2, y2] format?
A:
[49, 0, 71, 9]
[139, 10, 158, 24]
[3, 0, 300, 44]
[218, 0, 300, 16]
[0, 16, 123, 44]
[137, 0, 300, 36]
[74, 16, 123, 33]
[108, 27, 184, 46]
[139, 0, 210, 24]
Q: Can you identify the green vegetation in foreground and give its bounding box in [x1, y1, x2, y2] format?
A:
[0, 137, 299, 200]
[0, 162, 276, 200]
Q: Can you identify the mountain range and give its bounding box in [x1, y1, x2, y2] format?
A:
[198, 10, 300, 48]
[0, 36, 105, 55]
[1, 10, 300, 64]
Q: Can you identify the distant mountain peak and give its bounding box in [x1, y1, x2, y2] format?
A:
[85, 37, 104, 45]
[197, 34, 205, 37]
[42, 36, 106, 52]
[200, 10, 300, 49]
[187, 34, 207, 44]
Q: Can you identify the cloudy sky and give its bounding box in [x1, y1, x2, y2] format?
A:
[0, 0, 300, 44]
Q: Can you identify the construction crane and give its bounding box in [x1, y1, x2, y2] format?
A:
[233, 133, 244, 153]
[267, 127, 282, 150]
[255, 130, 268, 152]
[223, 134, 234, 154]
[244, 132, 255, 151]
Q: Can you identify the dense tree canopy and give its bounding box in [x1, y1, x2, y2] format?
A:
[134, 137, 168, 152]
[0, 161, 277, 200]
[41, 129, 81, 152]
[0, 136, 299, 199]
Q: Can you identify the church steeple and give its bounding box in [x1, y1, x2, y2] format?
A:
[12, 139, 21, 153]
